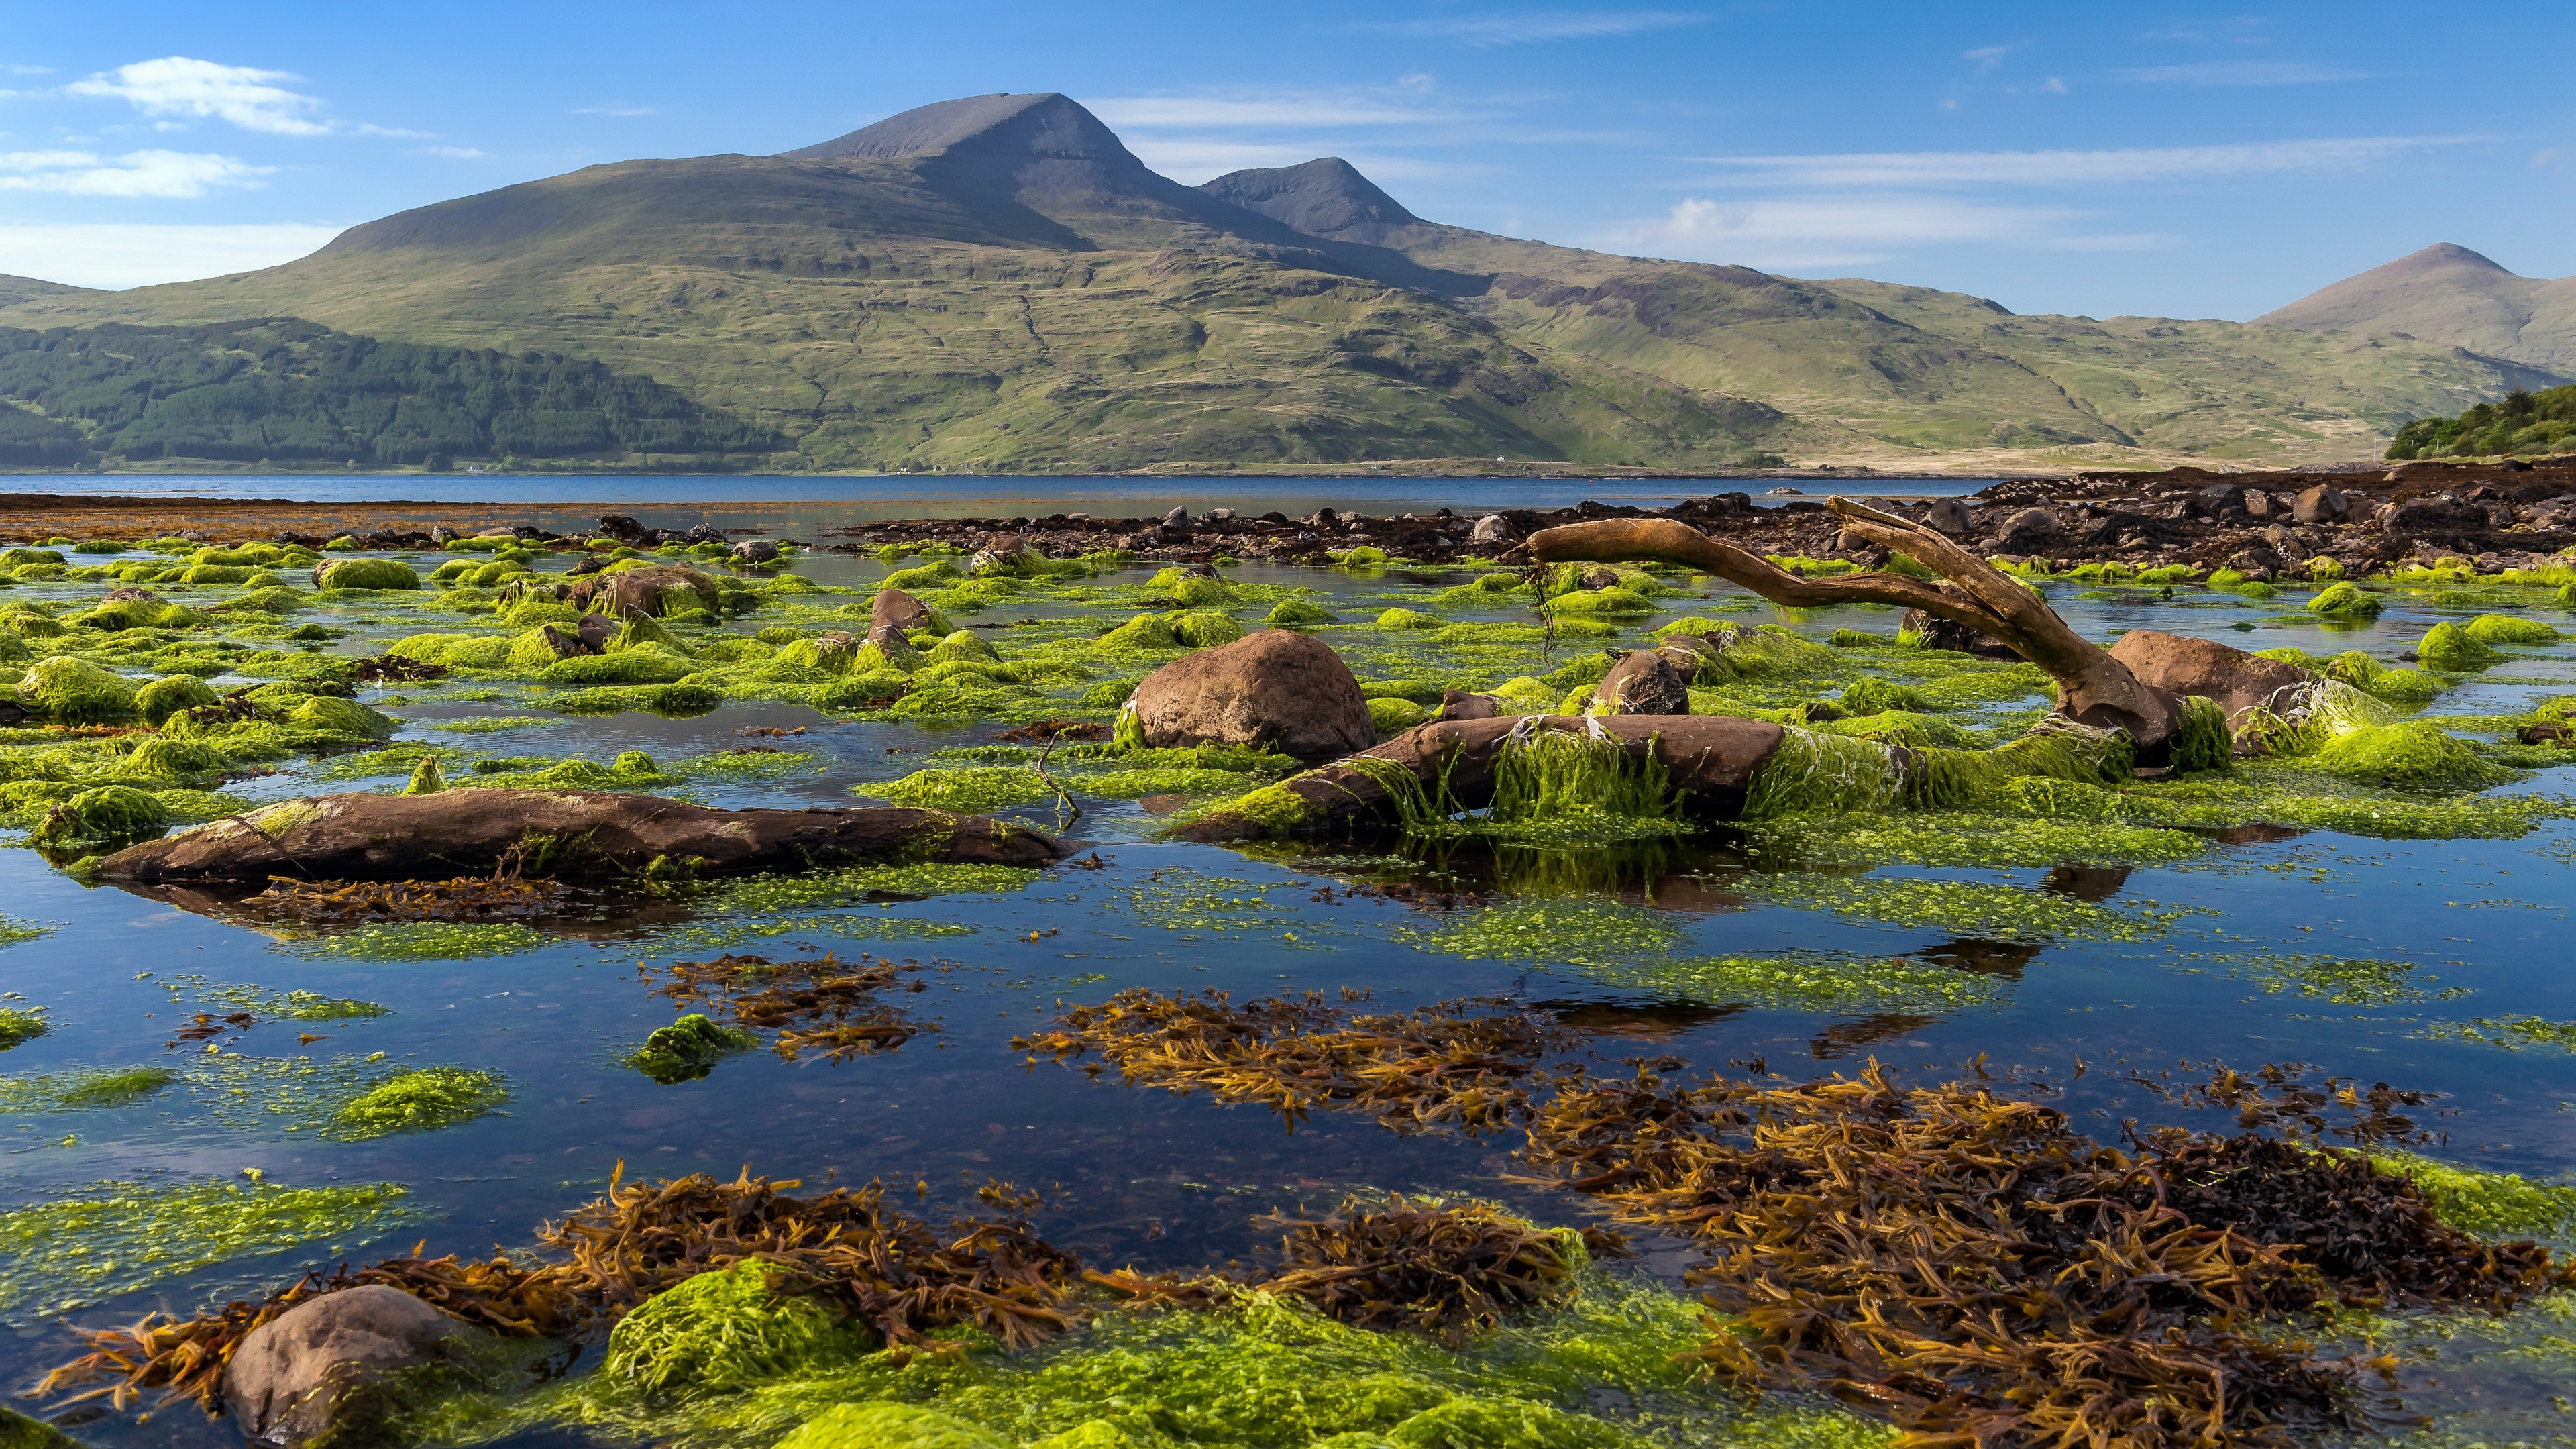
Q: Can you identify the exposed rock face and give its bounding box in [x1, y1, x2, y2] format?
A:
[2107, 629, 2314, 722]
[97, 791, 1066, 885]
[2291, 484, 2349, 525]
[566, 564, 718, 619]
[867, 588, 938, 651]
[225, 1286, 470, 1448]
[1128, 630, 1372, 761]
[1595, 651, 1690, 715]
[537, 613, 618, 659]
[1900, 607, 2019, 659]
[1992, 507, 2058, 551]
[730, 539, 781, 566]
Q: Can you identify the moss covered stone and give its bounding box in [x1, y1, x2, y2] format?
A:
[315, 558, 423, 591]
[2306, 582, 2383, 619]
[2417, 621, 2503, 670]
[16, 657, 138, 722]
[135, 674, 220, 724]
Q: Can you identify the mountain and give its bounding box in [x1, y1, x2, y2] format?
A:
[0, 93, 2548, 472]
[0, 274, 93, 310]
[2255, 243, 2576, 378]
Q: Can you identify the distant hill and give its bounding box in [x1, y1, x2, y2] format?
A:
[0, 274, 94, 311]
[0, 318, 783, 469]
[2255, 243, 2576, 378]
[0, 93, 2550, 472]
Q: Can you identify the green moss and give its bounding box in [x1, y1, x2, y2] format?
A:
[2306, 581, 2383, 619]
[1746, 811, 2202, 871]
[1330, 545, 1390, 568]
[1542, 588, 1655, 617]
[629, 1013, 760, 1085]
[1369, 697, 1432, 736]
[1838, 678, 1926, 716]
[29, 784, 169, 845]
[15, 657, 138, 722]
[288, 694, 398, 740]
[2311, 721, 2512, 790]
[0, 1177, 418, 1319]
[549, 647, 697, 685]
[404, 757, 449, 794]
[1265, 598, 1337, 627]
[1148, 568, 1240, 607]
[0, 1064, 176, 1112]
[1097, 613, 1181, 651]
[2423, 1016, 2576, 1053]
[1395, 898, 1684, 971]
[2417, 620, 2502, 670]
[1376, 608, 1444, 630]
[284, 921, 551, 961]
[2169, 694, 2232, 774]
[1169, 610, 1244, 649]
[315, 557, 422, 591]
[335, 1067, 508, 1138]
[392, 631, 519, 669]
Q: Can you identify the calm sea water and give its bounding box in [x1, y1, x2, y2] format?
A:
[0, 535, 2568, 1448]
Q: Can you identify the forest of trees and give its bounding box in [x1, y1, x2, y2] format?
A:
[2387, 386, 2576, 460]
[0, 319, 785, 468]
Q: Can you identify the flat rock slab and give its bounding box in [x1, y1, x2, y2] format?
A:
[97, 790, 1065, 885]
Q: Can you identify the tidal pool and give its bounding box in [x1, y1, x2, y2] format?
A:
[0, 526, 2570, 1449]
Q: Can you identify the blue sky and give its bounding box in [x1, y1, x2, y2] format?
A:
[4, 2, 2570, 319]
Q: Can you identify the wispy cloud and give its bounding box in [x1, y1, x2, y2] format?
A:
[1684, 136, 2467, 188]
[0, 148, 271, 197]
[0, 221, 339, 288]
[1962, 45, 2010, 71]
[66, 57, 331, 136]
[2114, 60, 2367, 86]
[414, 144, 484, 159]
[1377, 9, 1705, 46]
[1603, 195, 2105, 269]
[1086, 96, 1456, 129]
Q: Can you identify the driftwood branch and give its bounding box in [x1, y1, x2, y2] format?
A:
[1515, 504, 2181, 749]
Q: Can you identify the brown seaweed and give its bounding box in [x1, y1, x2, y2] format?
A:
[645, 953, 932, 1062]
[243, 875, 584, 923]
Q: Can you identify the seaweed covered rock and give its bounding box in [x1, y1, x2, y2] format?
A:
[567, 564, 719, 621]
[16, 657, 138, 722]
[2107, 630, 2313, 725]
[1127, 631, 1373, 762]
[779, 1405, 1006, 1449]
[136, 674, 221, 725]
[311, 559, 421, 592]
[1593, 651, 1689, 716]
[223, 1285, 478, 1448]
[629, 1014, 757, 1085]
[866, 587, 948, 652]
[96, 791, 1067, 885]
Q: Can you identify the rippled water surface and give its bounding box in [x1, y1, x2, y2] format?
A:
[0, 534, 2570, 1448]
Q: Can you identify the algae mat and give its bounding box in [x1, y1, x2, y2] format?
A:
[0, 528, 2571, 1448]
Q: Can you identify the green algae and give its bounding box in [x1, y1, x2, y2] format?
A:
[0, 1007, 51, 1050]
[2422, 1016, 2576, 1053]
[2304, 582, 2383, 619]
[14, 657, 137, 722]
[629, 1014, 761, 1085]
[163, 975, 390, 1020]
[2418, 620, 2503, 670]
[315, 558, 422, 590]
[607, 1259, 863, 1395]
[1744, 811, 2203, 871]
[28, 784, 169, 845]
[0, 1065, 176, 1112]
[1578, 950, 2007, 1016]
[1393, 899, 1684, 972]
[1756, 873, 2190, 942]
[2214, 954, 2465, 1008]
[279, 920, 551, 961]
[424, 715, 565, 733]
[2370, 1152, 2576, 1244]
[336, 1067, 508, 1138]
[2463, 612, 2564, 645]
[1266, 599, 1338, 627]
[1369, 698, 1432, 735]
[859, 767, 1055, 814]
[0, 1177, 419, 1320]
[2310, 720, 2514, 791]
[134, 674, 220, 724]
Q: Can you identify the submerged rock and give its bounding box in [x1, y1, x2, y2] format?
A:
[224, 1285, 478, 1448]
[95, 791, 1067, 885]
[1128, 630, 1373, 761]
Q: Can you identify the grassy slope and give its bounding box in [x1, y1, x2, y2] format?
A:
[0, 154, 2538, 470]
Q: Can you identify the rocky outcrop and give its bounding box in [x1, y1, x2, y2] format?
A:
[2107, 629, 2315, 724]
[224, 1286, 475, 1448]
[97, 790, 1066, 885]
[565, 564, 718, 620]
[866, 587, 941, 653]
[1594, 651, 1690, 715]
[1127, 630, 1373, 761]
[1992, 506, 2058, 551]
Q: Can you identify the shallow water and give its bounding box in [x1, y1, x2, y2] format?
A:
[0, 537, 2571, 1448]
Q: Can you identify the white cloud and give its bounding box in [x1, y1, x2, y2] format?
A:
[67, 57, 331, 136]
[1963, 45, 2010, 71]
[1683, 136, 2466, 188]
[1597, 195, 2186, 270]
[2113, 61, 2367, 86]
[415, 144, 484, 158]
[1086, 96, 1455, 129]
[0, 222, 339, 288]
[0, 148, 271, 197]
[1378, 9, 1704, 46]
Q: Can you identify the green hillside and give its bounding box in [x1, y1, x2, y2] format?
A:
[0, 318, 783, 468]
[2387, 385, 2576, 459]
[0, 92, 2551, 472]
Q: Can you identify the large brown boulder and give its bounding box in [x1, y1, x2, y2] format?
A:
[2107, 629, 2312, 722]
[97, 790, 1066, 885]
[1992, 507, 2058, 551]
[867, 587, 941, 653]
[225, 1286, 472, 1447]
[1128, 630, 1372, 761]
[565, 564, 718, 620]
[1595, 651, 1690, 715]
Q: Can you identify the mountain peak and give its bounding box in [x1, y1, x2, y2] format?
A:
[783, 93, 1102, 162]
[1199, 158, 1421, 243]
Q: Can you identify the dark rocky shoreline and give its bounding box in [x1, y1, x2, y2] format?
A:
[4, 455, 2572, 575]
